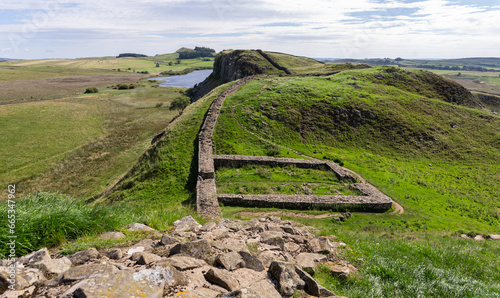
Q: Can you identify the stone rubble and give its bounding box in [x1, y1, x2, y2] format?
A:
[0, 216, 356, 297]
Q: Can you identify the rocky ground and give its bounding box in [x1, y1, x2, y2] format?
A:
[0, 216, 358, 298]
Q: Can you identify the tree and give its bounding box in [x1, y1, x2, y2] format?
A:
[169, 96, 190, 112]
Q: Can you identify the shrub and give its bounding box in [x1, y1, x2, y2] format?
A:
[169, 96, 190, 111]
[155, 102, 163, 108]
[265, 144, 280, 156]
[84, 87, 98, 94]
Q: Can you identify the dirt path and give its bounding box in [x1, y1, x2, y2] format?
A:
[230, 81, 405, 215]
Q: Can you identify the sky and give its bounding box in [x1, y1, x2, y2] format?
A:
[0, 0, 499, 60]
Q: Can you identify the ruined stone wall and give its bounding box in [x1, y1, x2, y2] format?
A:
[256, 49, 293, 75]
[214, 155, 355, 182]
[196, 76, 393, 218]
[218, 193, 392, 212]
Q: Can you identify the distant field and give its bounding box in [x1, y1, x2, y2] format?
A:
[0, 80, 182, 198]
[0, 55, 213, 81]
[0, 73, 146, 105]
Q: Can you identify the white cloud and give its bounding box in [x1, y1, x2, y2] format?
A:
[0, 0, 499, 59]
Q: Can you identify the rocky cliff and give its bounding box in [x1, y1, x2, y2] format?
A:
[190, 50, 284, 101]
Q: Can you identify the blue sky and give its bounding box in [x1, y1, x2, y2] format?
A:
[0, 0, 499, 59]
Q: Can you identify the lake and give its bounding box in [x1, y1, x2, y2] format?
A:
[150, 70, 212, 88]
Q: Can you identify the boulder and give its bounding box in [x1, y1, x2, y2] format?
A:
[125, 222, 155, 232]
[308, 237, 335, 254]
[107, 248, 123, 260]
[137, 252, 162, 265]
[284, 242, 301, 253]
[0, 267, 44, 293]
[324, 262, 358, 279]
[169, 240, 211, 259]
[295, 253, 327, 275]
[216, 251, 243, 271]
[158, 255, 203, 271]
[61, 263, 119, 283]
[239, 251, 265, 272]
[204, 268, 239, 291]
[68, 248, 99, 265]
[474, 235, 485, 241]
[200, 222, 217, 232]
[100, 231, 126, 239]
[488, 235, 500, 240]
[20, 247, 51, 266]
[72, 267, 171, 298]
[260, 231, 284, 249]
[36, 257, 72, 275]
[161, 234, 180, 246]
[1, 285, 36, 298]
[295, 266, 336, 297]
[178, 287, 222, 297]
[268, 261, 305, 296]
[173, 216, 202, 232]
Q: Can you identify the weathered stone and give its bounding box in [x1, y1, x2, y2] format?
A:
[131, 252, 144, 262]
[173, 216, 202, 232]
[269, 261, 305, 296]
[161, 234, 180, 246]
[260, 231, 284, 249]
[217, 238, 249, 253]
[158, 255, 203, 271]
[204, 268, 239, 291]
[282, 226, 296, 235]
[265, 223, 283, 232]
[72, 267, 171, 298]
[284, 242, 301, 253]
[100, 231, 126, 239]
[125, 222, 155, 231]
[178, 287, 222, 297]
[61, 263, 119, 283]
[137, 252, 162, 265]
[258, 251, 283, 268]
[309, 237, 335, 254]
[489, 235, 500, 240]
[216, 251, 243, 271]
[1, 285, 36, 298]
[295, 253, 327, 275]
[219, 281, 282, 298]
[238, 251, 264, 272]
[107, 248, 123, 260]
[0, 267, 44, 292]
[170, 240, 211, 259]
[212, 227, 230, 240]
[200, 222, 217, 232]
[36, 257, 72, 275]
[295, 265, 336, 297]
[474, 235, 485, 241]
[68, 248, 99, 265]
[460, 234, 471, 239]
[20, 247, 51, 266]
[324, 262, 358, 279]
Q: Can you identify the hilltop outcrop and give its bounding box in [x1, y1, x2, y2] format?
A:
[1, 216, 353, 297]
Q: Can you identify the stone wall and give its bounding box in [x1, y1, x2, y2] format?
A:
[214, 155, 355, 182]
[196, 76, 393, 218]
[218, 193, 392, 212]
[256, 49, 293, 75]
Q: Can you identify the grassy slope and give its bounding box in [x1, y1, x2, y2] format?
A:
[0, 81, 234, 257]
[0, 81, 184, 199]
[214, 66, 500, 296]
[215, 67, 500, 232]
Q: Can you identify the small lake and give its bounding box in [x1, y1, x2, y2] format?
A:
[150, 70, 212, 88]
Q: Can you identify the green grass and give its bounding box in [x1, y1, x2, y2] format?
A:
[215, 165, 358, 195]
[0, 80, 184, 199]
[215, 67, 500, 234]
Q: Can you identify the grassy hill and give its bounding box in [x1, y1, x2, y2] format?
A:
[1, 50, 499, 297]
